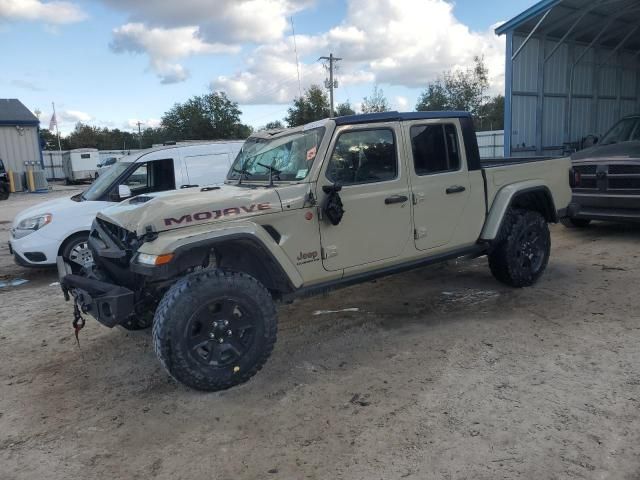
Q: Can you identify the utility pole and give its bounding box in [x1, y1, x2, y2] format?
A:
[136, 121, 143, 149]
[319, 53, 342, 117]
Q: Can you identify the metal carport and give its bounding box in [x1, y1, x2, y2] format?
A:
[496, 0, 640, 157]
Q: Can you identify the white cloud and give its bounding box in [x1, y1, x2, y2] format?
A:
[60, 110, 92, 122]
[211, 0, 505, 104]
[0, 0, 86, 24]
[102, 0, 313, 44]
[110, 23, 241, 83]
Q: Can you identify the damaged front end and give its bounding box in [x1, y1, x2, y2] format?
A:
[58, 218, 152, 328]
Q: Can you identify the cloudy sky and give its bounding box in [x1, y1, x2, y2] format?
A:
[1, 0, 535, 134]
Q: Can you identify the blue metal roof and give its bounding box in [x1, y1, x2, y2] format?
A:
[333, 111, 471, 126]
[495, 0, 561, 35]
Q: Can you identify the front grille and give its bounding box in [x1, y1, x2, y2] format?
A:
[574, 165, 597, 174]
[609, 178, 640, 189]
[608, 165, 640, 175]
[96, 218, 138, 249]
[578, 178, 598, 189]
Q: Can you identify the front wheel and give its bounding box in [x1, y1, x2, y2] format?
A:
[488, 208, 551, 288]
[0, 182, 9, 200]
[152, 269, 278, 391]
[61, 233, 93, 271]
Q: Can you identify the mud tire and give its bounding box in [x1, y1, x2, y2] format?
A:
[152, 269, 277, 391]
[489, 208, 551, 288]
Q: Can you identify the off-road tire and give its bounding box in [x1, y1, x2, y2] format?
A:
[0, 182, 9, 200]
[152, 269, 277, 391]
[561, 217, 591, 228]
[488, 208, 550, 288]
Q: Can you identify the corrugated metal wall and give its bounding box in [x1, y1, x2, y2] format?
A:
[508, 33, 640, 157]
[476, 130, 505, 158]
[0, 126, 41, 172]
[41, 151, 65, 180]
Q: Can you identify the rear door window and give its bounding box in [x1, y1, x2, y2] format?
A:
[411, 124, 461, 175]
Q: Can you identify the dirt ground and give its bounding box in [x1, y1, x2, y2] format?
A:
[1, 188, 639, 480]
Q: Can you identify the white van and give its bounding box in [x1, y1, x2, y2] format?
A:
[9, 141, 244, 268]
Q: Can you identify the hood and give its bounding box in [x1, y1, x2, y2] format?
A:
[12, 195, 82, 227]
[572, 141, 640, 162]
[97, 184, 283, 235]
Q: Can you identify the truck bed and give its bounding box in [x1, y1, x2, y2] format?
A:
[481, 155, 573, 222]
[481, 156, 560, 168]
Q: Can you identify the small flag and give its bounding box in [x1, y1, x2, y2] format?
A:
[49, 113, 57, 131]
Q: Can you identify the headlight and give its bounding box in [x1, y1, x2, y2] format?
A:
[13, 214, 53, 238]
[136, 252, 174, 266]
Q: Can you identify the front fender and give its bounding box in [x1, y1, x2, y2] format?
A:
[134, 221, 304, 289]
[480, 180, 555, 241]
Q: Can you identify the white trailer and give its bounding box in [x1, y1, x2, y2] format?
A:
[62, 148, 100, 184]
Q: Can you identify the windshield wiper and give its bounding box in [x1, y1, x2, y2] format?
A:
[257, 162, 282, 188]
[232, 167, 252, 185]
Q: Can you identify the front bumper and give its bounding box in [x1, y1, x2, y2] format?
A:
[9, 229, 59, 267]
[58, 257, 135, 328]
[568, 192, 640, 223]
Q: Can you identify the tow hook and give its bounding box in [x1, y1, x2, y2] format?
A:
[72, 298, 86, 353]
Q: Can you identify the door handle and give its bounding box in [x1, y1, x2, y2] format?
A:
[446, 185, 466, 194]
[385, 195, 408, 205]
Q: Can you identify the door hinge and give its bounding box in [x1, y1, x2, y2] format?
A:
[412, 192, 425, 205]
[322, 245, 338, 259]
[414, 227, 427, 239]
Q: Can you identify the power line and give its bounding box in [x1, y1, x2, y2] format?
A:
[319, 53, 342, 117]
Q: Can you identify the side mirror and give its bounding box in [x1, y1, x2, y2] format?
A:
[322, 183, 342, 194]
[118, 184, 132, 199]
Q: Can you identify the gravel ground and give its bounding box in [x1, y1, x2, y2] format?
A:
[1, 189, 639, 479]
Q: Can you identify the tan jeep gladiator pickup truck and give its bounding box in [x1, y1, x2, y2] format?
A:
[59, 111, 574, 391]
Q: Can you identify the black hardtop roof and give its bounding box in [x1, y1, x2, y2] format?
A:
[333, 111, 472, 126]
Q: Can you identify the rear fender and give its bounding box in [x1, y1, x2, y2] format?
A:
[481, 181, 557, 241]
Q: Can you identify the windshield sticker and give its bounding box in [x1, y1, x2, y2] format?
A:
[306, 146, 317, 161]
[296, 169, 308, 179]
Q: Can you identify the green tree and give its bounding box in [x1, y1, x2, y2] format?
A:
[335, 101, 356, 117]
[477, 94, 504, 131]
[161, 91, 250, 140]
[39, 128, 69, 150]
[416, 56, 489, 116]
[284, 85, 330, 127]
[361, 86, 389, 114]
[263, 120, 284, 130]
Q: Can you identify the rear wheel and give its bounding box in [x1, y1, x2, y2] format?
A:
[561, 217, 591, 228]
[489, 208, 550, 288]
[61, 233, 93, 271]
[153, 269, 277, 391]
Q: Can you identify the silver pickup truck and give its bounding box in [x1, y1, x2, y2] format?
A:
[59, 111, 574, 391]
